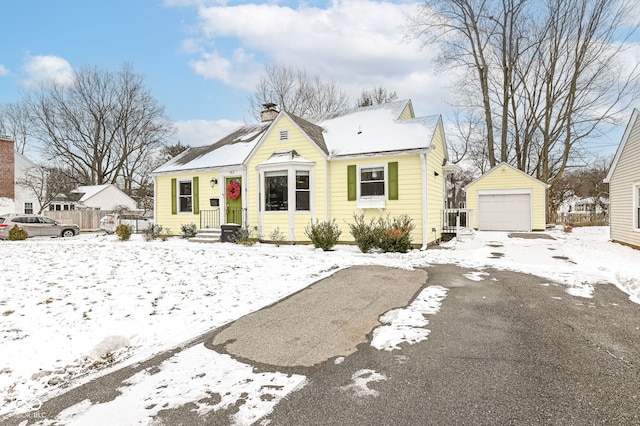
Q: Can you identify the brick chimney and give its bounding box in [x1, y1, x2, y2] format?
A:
[0, 137, 15, 201]
[261, 103, 279, 122]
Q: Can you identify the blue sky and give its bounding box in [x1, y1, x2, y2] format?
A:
[0, 0, 633, 158]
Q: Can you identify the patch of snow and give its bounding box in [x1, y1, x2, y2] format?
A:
[371, 285, 448, 351]
[339, 369, 387, 398]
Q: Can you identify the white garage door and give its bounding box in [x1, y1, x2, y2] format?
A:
[477, 193, 531, 231]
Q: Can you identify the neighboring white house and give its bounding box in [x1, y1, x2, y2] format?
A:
[604, 108, 640, 249]
[49, 184, 138, 211]
[0, 136, 41, 214]
[557, 196, 608, 223]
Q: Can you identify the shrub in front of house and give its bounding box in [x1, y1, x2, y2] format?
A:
[377, 214, 415, 253]
[232, 227, 260, 245]
[305, 219, 342, 251]
[116, 224, 133, 241]
[349, 214, 415, 253]
[180, 223, 197, 238]
[348, 214, 382, 253]
[8, 225, 27, 241]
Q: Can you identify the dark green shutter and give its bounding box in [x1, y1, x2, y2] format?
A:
[171, 178, 177, 215]
[193, 176, 199, 214]
[347, 165, 357, 201]
[388, 162, 398, 200]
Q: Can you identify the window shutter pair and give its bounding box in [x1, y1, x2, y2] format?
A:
[347, 162, 398, 201]
[171, 177, 199, 214]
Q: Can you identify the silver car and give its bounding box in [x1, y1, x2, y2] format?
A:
[0, 214, 80, 239]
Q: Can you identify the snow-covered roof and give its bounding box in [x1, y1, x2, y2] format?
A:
[153, 99, 441, 174]
[73, 184, 111, 201]
[153, 124, 270, 174]
[317, 110, 440, 157]
[259, 150, 315, 166]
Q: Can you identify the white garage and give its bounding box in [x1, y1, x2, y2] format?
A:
[465, 162, 548, 232]
[477, 192, 532, 231]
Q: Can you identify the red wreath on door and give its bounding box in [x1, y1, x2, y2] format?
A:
[226, 181, 241, 200]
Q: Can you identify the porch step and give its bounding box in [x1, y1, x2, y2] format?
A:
[190, 228, 221, 243]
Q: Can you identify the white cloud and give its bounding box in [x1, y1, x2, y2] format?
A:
[175, 118, 244, 146]
[0, 64, 9, 76]
[21, 55, 73, 88]
[185, 0, 450, 106]
[189, 48, 261, 90]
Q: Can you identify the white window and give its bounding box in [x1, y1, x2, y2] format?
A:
[360, 166, 385, 197]
[179, 180, 192, 213]
[635, 184, 640, 230]
[296, 171, 310, 211]
[24, 202, 33, 214]
[279, 129, 289, 142]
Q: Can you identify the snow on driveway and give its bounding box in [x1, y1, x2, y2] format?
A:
[1, 226, 639, 424]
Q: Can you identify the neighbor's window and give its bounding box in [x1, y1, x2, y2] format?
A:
[360, 166, 385, 197]
[636, 185, 640, 229]
[265, 170, 288, 211]
[24, 202, 33, 214]
[296, 171, 310, 211]
[179, 180, 192, 213]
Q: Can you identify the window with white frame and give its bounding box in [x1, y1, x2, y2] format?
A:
[24, 202, 33, 214]
[265, 170, 288, 211]
[360, 166, 385, 197]
[635, 184, 640, 230]
[179, 180, 192, 213]
[296, 171, 310, 211]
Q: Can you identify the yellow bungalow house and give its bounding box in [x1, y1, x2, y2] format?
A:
[152, 100, 453, 248]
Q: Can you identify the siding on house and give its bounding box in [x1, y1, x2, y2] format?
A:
[155, 171, 221, 234]
[606, 109, 640, 249]
[466, 163, 547, 231]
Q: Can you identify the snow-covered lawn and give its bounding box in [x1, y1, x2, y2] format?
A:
[1, 226, 639, 423]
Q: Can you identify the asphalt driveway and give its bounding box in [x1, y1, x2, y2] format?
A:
[3, 262, 640, 425]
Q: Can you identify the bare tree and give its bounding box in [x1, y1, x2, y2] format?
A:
[356, 87, 399, 107]
[23, 64, 174, 188]
[248, 64, 349, 118]
[408, 0, 640, 186]
[0, 102, 32, 154]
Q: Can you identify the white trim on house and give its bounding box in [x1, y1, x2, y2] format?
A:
[356, 162, 387, 211]
[605, 108, 639, 183]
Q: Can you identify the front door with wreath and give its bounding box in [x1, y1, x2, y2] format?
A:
[226, 177, 242, 224]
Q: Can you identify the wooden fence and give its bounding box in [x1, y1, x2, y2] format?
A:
[43, 210, 120, 232]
